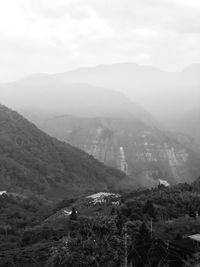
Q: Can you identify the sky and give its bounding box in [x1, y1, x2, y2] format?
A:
[1, 0, 200, 81]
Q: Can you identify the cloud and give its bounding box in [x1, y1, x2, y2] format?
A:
[1, 0, 200, 81]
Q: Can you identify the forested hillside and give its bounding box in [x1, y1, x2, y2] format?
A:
[1, 179, 200, 266]
[0, 104, 134, 200]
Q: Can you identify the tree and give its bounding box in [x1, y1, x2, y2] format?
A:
[47, 216, 124, 267]
[129, 222, 152, 267]
[188, 205, 196, 218]
[110, 207, 116, 216]
[70, 207, 77, 221]
[183, 252, 200, 267]
[143, 200, 156, 220]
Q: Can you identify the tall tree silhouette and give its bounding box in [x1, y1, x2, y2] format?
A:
[130, 222, 152, 267]
[143, 200, 156, 220]
[70, 207, 77, 221]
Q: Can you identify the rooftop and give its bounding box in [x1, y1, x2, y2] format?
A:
[188, 234, 200, 242]
[0, 191, 7, 196]
[86, 192, 120, 199]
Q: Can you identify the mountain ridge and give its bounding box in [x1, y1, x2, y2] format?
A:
[38, 115, 200, 187]
[0, 74, 156, 127]
[54, 62, 200, 124]
[0, 104, 135, 201]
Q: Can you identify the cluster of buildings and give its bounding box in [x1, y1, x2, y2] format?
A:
[86, 192, 121, 206]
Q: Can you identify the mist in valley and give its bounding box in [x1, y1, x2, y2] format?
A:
[1, 1, 200, 266]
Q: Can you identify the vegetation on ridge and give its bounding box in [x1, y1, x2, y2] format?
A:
[0, 104, 134, 200]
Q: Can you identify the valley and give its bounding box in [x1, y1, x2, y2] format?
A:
[39, 116, 200, 187]
[0, 104, 134, 201]
[0, 67, 200, 266]
[1, 0, 200, 265]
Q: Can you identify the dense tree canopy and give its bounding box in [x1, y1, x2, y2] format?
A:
[1, 179, 200, 266]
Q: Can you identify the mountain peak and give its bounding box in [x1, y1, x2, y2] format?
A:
[0, 73, 155, 126]
[61, 62, 161, 75]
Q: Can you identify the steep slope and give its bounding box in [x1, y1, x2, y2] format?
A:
[39, 115, 200, 187]
[177, 108, 200, 143]
[0, 74, 155, 126]
[166, 108, 200, 154]
[54, 63, 200, 124]
[0, 104, 134, 200]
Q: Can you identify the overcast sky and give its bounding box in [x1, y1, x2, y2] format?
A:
[1, 0, 200, 81]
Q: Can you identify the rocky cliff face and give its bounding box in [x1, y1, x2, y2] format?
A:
[78, 127, 190, 185]
[41, 116, 200, 187]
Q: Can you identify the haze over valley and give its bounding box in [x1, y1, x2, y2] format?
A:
[1, 1, 200, 266]
[0, 64, 200, 189]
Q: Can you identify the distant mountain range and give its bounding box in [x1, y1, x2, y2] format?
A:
[0, 64, 200, 189]
[2, 62, 200, 126]
[54, 63, 200, 124]
[0, 74, 155, 126]
[0, 104, 134, 200]
[53, 62, 200, 152]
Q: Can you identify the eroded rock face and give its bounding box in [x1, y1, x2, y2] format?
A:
[77, 128, 190, 184]
[41, 117, 200, 187]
